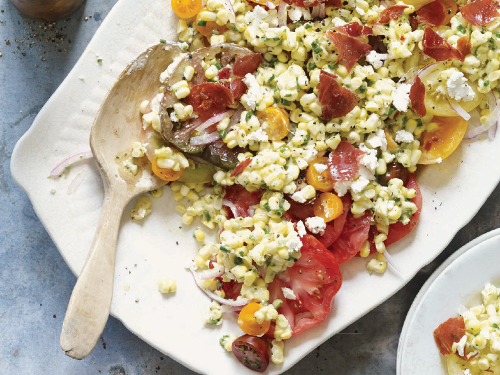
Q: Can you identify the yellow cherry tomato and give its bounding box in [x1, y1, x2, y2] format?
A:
[152, 156, 184, 181]
[238, 303, 271, 336]
[313, 192, 343, 223]
[171, 0, 202, 19]
[418, 116, 468, 165]
[385, 129, 399, 152]
[421, 67, 481, 117]
[306, 157, 334, 193]
[195, 8, 227, 38]
[257, 108, 290, 141]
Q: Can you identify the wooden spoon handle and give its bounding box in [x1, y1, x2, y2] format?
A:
[60, 191, 126, 359]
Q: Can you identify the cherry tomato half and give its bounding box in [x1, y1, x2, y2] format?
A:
[377, 162, 409, 186]
[306, 156, 334, 192]
[195, 8, 227, 38]
[232, 335, 271, 373]
[238, 303, 271, 336]
[151, 156, 184, 181]
[313, 192, 343, 222]
[171, 0, 202, 19]
[257, 107, 290, 141]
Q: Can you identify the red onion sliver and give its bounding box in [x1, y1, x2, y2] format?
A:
[319, 3, 326, 18]
[220, 0, 236, 23]
[278, 1, 287, 27]
[372, 24, 390, 36]
[190, 131, 221, 146]
[464, 92, 500, 139]
[197, 264, 225, 280]
[447, 97, 471, 121]
[195, 110, 234, 134]
[222, 199, 239, 217]
[67, 170, 87, 195]
[50, 150, 93, 177]
[227, 106, 244, 133]
[489, 122, 498, 140]
[311, 5, 320, 18]
[266, 0, 276, 9]
[190, 268, 249, 306]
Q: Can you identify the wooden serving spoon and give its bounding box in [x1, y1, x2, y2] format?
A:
[60, 42, 182, 360]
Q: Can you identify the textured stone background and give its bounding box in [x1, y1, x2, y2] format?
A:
[1, 0, 499, 373]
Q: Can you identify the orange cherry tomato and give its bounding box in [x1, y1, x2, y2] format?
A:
[385, 129, 399, 152]
[306, 157, 334, 193]
[238, 303, 271, 336]
[152, 156, 184, 181]
[195, 8, 227, 38]
[171, 0, 202, 19]
[418, 116, 468, 165]
[313, 192, 343, 223]
[257, 108, 290, 141]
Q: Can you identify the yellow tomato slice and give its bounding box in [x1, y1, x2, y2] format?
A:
[195, 8, 227, 38]
[257, 108, 290, 141]
[306, 157, 334, 193]
[171, 0, 202, 19]
[418, 116, 468, 164]
[152, 156, 184, 181]
[249, 0, 279, 5]
[421, 67, 481, 117]
[238, 303, 271, 336]
[313, 192, 343, 222]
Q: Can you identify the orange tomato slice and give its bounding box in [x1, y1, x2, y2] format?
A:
[195, 8, 227, 38]
[418, 116, 468, 164]
[313, 192, 343, 222]
[238, 303, 271, 336]
[152, 156, 184, 181]
[257, 108, 290, 141]
[306, 157, 334, 192]
[171, 0, 202, 19]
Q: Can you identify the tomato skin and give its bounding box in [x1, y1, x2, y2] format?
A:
[286, 198, 316, 220]
[232, 335, 271, 373]
[306, 157, 334, 192]
[328, 211, 371, 264]
[313, 192, 343, 222]
[267, 234, 342, 336]
[195, 9, 227, 38]
[171, 0, 202, 19]
[315, 195, 351, 247]
[377, 162, 409, 187]
[257, 108, 290, 141]
[238, 303, 271, 336]
[151, 156, 184, 181]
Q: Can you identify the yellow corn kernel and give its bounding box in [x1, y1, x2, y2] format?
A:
[194, 228, 205, 242]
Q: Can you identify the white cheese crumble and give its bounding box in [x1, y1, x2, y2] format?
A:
[391, 83, 411, 112]
[241, 73, 261, 110]
[395, 130, 414, 143]
[305, 216, 326, 235]
[296, 220, 307, 236]
[313, 163, 328, 173]
[281, 287, 297, 300]
[366, 50, 388, 70]
[286, 237, 303, 252]
[247, 128, 269, 142]
[447, 72, 475, 102]
[366, 129, 388, 151]
[452, 335, 467, 357]
[291, 189, 307, 203]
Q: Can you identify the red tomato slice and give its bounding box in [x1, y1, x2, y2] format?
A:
[328, 211, 371, 264]
[433, 317, 465, 356]
[286, 198, 316, 221]
[223, 185, 264, 218]
[316, 195, 351, 248]
[385, 173, 422, 246]
[267, 234, 342, 336]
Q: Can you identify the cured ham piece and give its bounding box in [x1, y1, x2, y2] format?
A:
[327, 141, 365, 182]
[186, 83, 234, 118]
[317, 71, 360, 120]
[433, 317, 466, 356]
[457, 36, 472, 61]
[335, 22, 373, 37]
[233, 53, 263, 77]
[422, 28, 462, 61]
[223, 185, 263, 218]
[415, 0, 445, 26]
[326, 30, 372, 72]
[379, 5, 408, 23]
[230, 158, 252, 177]
[409, 76, 427, 118]
[461, 0, 499, 26]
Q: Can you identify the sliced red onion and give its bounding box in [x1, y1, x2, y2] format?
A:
[186, 154, 211, 165]
[489, 121, 497, 140]
[278, 1, 287, 27]
[220, 0, 236, 23]
[311, 5, 320, 18]
[66, 170, 87, 195]
[457, 304, 469, 316]
[190, 268, 249, 306]
[465, 92, 500, 139]
[319, 3, 326, 18]
[197, 264, 225, 280]
[50, 150, 93, 177]
[464, 108, 482, 139]
[190, 131, 221, 146]
[227, 106, 244, 133]
[447, 97, 471, 121]
[222, 199, 239, 217]
[266, 0, 276, 9]
[372, 24, 389, 37]
[195, 110, 234, 134]
[416, 62, 440, 81]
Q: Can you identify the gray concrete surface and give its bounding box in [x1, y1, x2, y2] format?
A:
[1, 0, 499, 374]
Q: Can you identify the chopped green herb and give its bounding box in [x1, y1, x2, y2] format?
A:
[496, 32, 500, 38]
[97, 58, 103, 63]
[264, 228, 270, 234]
[215, 62, 222, 70]
[280, 98, 292, 106]
[203, 210, 211, 221]
[220, 130, 227, 139]
[301, 134, 310, 146]
[307, 62, 317, 70]
[268, 74, 276, 83]
[360, 86, 366, 93]
[305, 24, 313, 29]
[484, 80, 490, 87]
[494, 323, 499, 329]
[328, 61, 339, 70]
[197, 19, 207, 27]
[388, 107, 396, 116]
[234, 257, 244, 265]
[402, 115, 409, 125]
[159, 39, 166, 44]
[296, 77, 301, 90]
[264, 203, 271, 212]
[246, 110, 253, 121]
[220, 245, 231, 253]
[295, 22, 302, 28]
[366, 79, 375, 86]
[457, 25, 467, 34]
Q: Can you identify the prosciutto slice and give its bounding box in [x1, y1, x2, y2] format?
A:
[409, 76, 427, 118]
[327, 141, 365, 182]
[186, 83, 234, 118]
[461, 0, 499, 26]
[233, 53, 263, 77]
[317, 70, 360, 120]
[457, 36, 472, 61]
[433, 317, 466, 356]
[422, 28, 462, 61]
[326, 30, 372, 72]
[415, 0, 445, 26]
[335, 22, 373, 38]
[379, 5, 408, 23]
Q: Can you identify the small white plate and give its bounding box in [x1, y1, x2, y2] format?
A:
[397, 228, 500, 375]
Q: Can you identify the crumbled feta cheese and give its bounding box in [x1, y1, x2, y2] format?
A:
[366, 129, 388, 151]
[247, 128, 269, 142]
[288, 5, 311, 21]
[391, 83, 411, 112]
[313, 163, 327, 173]
[241, 73, 261, 110]
[286, 237, 303, 252]
[334, 180, 352, 197]
[366, 50, 388, 70]
[305, 216, 326, 235]
[282, 287, 297, 300]
[296, 220, 307, 236]
[351, 176, 370, 193]
[447, 72, 475, 102]
[395, 130, 414, 143]
[436, 157, 442, 163]
[359, 143, 378, 172]
[332, 17, 347, 27]
[452, 335, 467, 357]
[291, 189, 306, 203]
